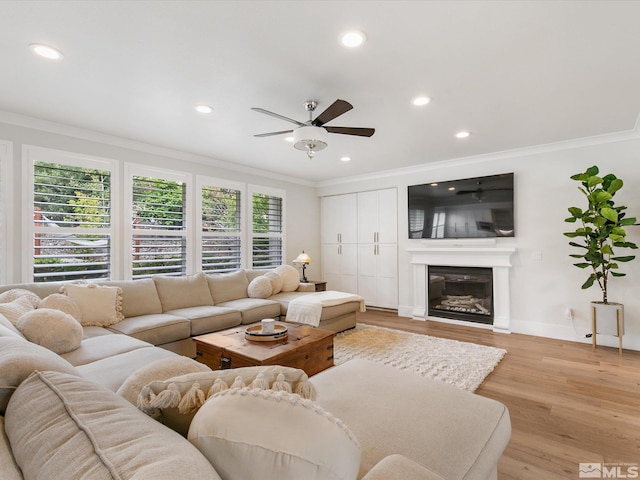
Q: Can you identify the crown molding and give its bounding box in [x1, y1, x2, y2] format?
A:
[315, 114, 640, 188]
[0, 110, 315, 187]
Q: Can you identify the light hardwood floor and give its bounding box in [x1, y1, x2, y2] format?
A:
[356, 310, 640, 480]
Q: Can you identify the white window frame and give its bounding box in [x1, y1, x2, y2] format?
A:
[195, 175, 245, 272]
[248, 184, 286, 269]
[23, 145, 120, 282]
[124, 163, 192, 279]
[0, 140, 13, 283]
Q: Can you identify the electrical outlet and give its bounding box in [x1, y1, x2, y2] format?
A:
[565, 307, 573, 320]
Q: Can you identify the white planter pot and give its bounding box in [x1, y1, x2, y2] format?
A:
[591, 302, 624, 337]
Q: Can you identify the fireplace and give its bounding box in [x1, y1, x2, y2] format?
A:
[407, 245, 515, 333]
[428, 266, 493, 324]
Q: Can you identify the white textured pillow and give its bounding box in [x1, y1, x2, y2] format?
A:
[117, 356, 212, 406]
[275, 264, 301, 292]
[60, 284, 123, 326]
[188, 388, 361, 480]
[0, 296, 36, 325]
[264, 271, 283, 295]
[138, 366, 316, 436]
[247, 276, 273, 299]
[39, 293, 82, 322]
[0, 289, 40, 308]
[16, 309, 83, 354]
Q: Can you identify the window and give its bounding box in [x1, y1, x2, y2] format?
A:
[250, 186, 284, 269]
[130, 174, 187, 278]
[198, 179, 242, 273]
[431, 211, 446, 238]
[29, 150, 114, 282]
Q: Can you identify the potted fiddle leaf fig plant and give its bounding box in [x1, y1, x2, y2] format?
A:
[564, 165, 637, 348]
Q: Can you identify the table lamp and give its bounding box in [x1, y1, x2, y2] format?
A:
[293, 251, 312, 282]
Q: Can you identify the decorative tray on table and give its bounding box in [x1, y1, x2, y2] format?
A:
[244, 323, 288, 342]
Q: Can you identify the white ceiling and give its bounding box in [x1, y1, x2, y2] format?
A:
[1, 1, 640, 183]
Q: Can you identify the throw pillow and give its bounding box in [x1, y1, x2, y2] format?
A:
[188, 388, 361, 480]
[60, 283, 124, 327]
[275, 264, 300, 292]
[117, 356, 212, 406]
[0, 337, 79, 415]
[0, 289, 40, 308]
[138, 365, 317, 436]
[5, 371, 222, 480]
[16, 308, 83, 354]
[247, 276, 273, 299]
[0, 314, 24, 339]
[264, 271, 283, 295]
[39, 293, 82, 323]
[0, 296, 37, 325]
[153, 273, 214, 312]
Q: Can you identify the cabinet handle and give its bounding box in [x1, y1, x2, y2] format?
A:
[373, 245, 376, 255]
[338, 245, 342, 255]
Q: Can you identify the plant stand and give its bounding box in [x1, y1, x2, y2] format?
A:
[591, 302, 624, 356]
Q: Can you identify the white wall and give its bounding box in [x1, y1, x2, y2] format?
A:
[317, 127, 640, 351]
[0, 116, 321, 282]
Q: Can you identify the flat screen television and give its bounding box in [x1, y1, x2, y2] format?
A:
[408, 173, 514, 239]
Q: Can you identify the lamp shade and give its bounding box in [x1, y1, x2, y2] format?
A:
[293, 251, 312, 264]
[293, 126, 328, 152]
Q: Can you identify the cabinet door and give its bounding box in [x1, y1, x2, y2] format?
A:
[322, 243, 357, 294]
[322, 194, 357, 244]
[357, 189, 397, 244]
[357, 191, 378, 244]
[357, 244, 378, 305]
[375, 243, 398, 308]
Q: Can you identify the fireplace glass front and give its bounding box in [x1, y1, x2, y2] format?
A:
[428, 266, 494, 324]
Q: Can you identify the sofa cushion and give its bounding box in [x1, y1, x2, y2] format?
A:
[216, 298, 282, 325]
[188, 388, 360, 480]
[117, 355, 211, 406]
[361, 455, 446, 480]
[139, 366, 316, 436]
[275, 264, 301, 292]
[61, 283, 124, 327]
[107, 313, 191, 345]
[0, 314, 24, 339]
[206, 270, 249, 303]
[0, 336, 78, 415]
[154, 273, 214, 311]
[61, 333, 152, 367]
[75, 346, 178, 392]
[39, 293, 82, 322]
[103, 278, 163, 317]
[248, 275, 272, 298]
[165, 305, 241, 336]
[5, 371, 221, 480]
[0, 417, 22, 480]
[16, 308, 83, 354]
[311, 359, 511, 480]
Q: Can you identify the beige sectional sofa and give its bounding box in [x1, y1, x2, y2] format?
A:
[0, 269, 361, 358]
[0, 270, 511, 480]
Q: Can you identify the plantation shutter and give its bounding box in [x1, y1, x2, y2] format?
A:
[201, 185, 242, 272]
[33, 161, 111, 282]
[251, 192, 283, 269]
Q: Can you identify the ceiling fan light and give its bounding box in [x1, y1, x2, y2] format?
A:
[293, 126, 328, 153]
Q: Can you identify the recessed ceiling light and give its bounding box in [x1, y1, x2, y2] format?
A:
[340, 156, 352, 162]
[455, 131, 471, 139]
[29, 43, 64, 60]
[284, 136, 294, 143]
[448, 187, 456, 191]
[412, 96, 431, 106]
[339, 30, 366, 48]
[195, 105, 213, 114]
[430, 183, 438, 186]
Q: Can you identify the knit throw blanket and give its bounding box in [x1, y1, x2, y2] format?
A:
[285, 291, 366, 327]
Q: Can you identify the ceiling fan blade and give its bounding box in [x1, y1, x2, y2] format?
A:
[251, 107, 305, 126]
[325, 126, 375, 137]
[253, 129, 294, 138]
[312, 99, 353, 126]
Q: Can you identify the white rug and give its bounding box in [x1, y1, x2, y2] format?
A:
[333, 324, 506, 392]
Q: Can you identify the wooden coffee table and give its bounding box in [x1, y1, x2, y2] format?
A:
[193, 323, 335, 376]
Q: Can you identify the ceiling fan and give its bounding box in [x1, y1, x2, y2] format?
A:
[456, 182, 513, 202]
[252, 99, 375, 159]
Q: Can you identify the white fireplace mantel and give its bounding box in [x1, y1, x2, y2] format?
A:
[407, 246, 516, 333]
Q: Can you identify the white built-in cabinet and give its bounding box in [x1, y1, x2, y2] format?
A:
[321, 194, 358, 294]
[321, 188, 398, 308]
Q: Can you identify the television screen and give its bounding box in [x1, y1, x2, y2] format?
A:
[408, 173, 514, 239]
